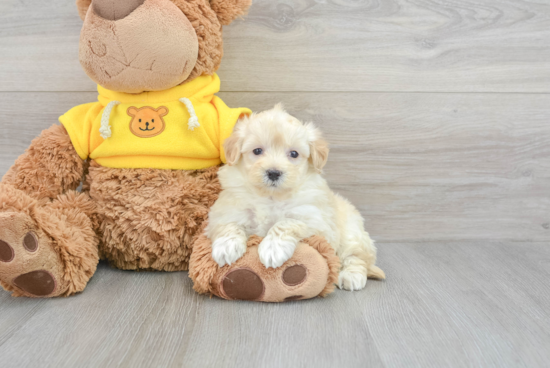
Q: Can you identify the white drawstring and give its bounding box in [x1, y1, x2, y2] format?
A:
[179, 97, 200, 131]
[99, 100, 120, 139]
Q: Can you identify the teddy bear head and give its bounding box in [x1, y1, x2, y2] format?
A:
[76, 0, 252, 93]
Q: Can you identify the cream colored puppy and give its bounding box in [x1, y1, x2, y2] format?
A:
[206, 105, 385, 291]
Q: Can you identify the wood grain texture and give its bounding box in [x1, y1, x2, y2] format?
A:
[1, 0, 550, 367]
[1, 91, 548, 242]
[1, 0, 549, 92]
[0, 243, 549, 368]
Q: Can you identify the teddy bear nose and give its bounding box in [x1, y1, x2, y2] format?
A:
[93, 0, 146, 21]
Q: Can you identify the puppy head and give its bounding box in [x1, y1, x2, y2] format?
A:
[224, 104, 329, 196]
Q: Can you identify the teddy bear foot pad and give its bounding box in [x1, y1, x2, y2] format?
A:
[220, 264, 309, 302]
[0, 213, 64, 297]
[190, 235, 341, 303]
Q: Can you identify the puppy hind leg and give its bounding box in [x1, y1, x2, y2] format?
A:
[337, 232, 371, 291]
[335, 197, 384, 291]
[338, 256, 368, 291]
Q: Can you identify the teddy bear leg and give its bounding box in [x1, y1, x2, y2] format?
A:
[189, 235, 341, 302]
[0, 186, 99, 298]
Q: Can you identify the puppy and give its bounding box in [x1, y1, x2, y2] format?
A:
[206, 105, 385, 291]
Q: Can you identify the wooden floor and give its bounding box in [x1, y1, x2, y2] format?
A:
[1, 0, 549, 367]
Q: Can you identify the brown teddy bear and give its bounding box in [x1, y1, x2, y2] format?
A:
[0, 0, 339, 302]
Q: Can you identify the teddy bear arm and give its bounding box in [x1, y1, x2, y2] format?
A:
[3, 124, 85, 201]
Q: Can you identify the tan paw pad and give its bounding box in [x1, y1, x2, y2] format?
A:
[13, 270, 57, 297]
[0, 240, 14, 262]
[0, 213, 64, 298]
[213, 242, 330, 302]
[221, 268, 265, 301]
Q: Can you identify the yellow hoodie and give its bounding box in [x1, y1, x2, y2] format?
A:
[59, 74, 251, 170]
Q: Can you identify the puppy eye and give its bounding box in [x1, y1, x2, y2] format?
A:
[290, 151, 299, 158]
[253, 148, 263, 155]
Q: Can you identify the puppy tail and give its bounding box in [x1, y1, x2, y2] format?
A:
[367, 265, 386, 280]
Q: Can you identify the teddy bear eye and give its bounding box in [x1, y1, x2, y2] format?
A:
[139, 119, 142, 122]
[253, 148, 263, 155]
[290, 151, 299, 158]
[152, 119, 155, 123]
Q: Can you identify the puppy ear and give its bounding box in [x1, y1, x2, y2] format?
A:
[307, 123, 329, 173]
[209, 0, 252, 26]
[273, 103, 285, 112]
[76, 0, 92, 21]
[224, 134, 242, 166]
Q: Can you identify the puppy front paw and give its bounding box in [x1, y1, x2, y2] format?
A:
[338, 270, 367, 291]
[258, 236, 296, 269]
[212, 235, 247, 267]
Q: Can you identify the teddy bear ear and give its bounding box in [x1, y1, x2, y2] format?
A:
[209, 0, 253, 26]
[76, 0, 92, 21]
[156, 107, 169, 117]
[127, 107, 139, 117]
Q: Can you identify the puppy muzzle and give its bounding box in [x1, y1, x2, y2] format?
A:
[265, 169, 283, 187]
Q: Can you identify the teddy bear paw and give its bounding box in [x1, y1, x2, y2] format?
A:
[0, 212, 64, 297]
[215, 242, 333, 302]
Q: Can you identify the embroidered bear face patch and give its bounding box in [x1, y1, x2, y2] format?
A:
[127, 106, 169, 138]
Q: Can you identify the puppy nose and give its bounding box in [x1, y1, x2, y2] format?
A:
[93, 0, 145, 21]
[267, 170, 282, 181]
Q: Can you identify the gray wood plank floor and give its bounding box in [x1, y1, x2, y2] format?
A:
[0, 0, 549, 367]
[1, 243, 549, 368]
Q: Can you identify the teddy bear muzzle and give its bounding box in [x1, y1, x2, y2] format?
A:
[80, 0, 199, 93]
[93, 0, 145, 21]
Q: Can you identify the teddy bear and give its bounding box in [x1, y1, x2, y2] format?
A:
[0, 0, 339, 302]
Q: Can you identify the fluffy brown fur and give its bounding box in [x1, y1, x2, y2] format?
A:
[3, 125, 85, 201]
[0, 185, 98, 297]
[0, 125, 99, 297]
[171, 0, 224, 83]
[85, 162, 221, 271]
[209, 0, 252, 26]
